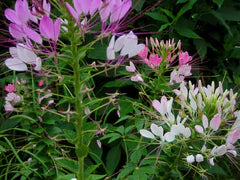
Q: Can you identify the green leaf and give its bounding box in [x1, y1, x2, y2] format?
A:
[42, 139, 54, 146]
[158, 23, 171, 32]
[159, 8, 175, 19]
[117, 166, 136, 179]
[56, 158, 78, 173]
[104, 79, 132, 88]
[218, 6, 240, 21]
[193, 39, 207, 60]
[132, 0, 146, 12]
[130, 150, 142, 163]
[56, 174, 75, 180]
[176, 0, 188, 4]
[87, 43, 107, 60]
[175, 27, 201, 39]
[116, 126, 124, 135]
[106, 146, 121, 175]
[230, 48, 240, 58]
[213, 0, 224, 8]
[87, 174, 107, 180]
[211, 10, 233, 36]
[114, 115, 132, 125]
[85, 164, 101, 177]
[146, 12, 169, 23]
[42, 118, 55, 125]
[174, 0, 197, 22]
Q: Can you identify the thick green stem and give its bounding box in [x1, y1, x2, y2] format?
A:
[71, 35, 84, 180]
[73, 62, 84, 180]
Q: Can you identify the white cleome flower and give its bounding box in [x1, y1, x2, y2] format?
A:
[5, 43, 41, 71]
[106, 31, 145, 60]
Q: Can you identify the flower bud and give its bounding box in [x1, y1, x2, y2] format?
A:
[186, 155, 195, 163]
[196, 154, 204, 162]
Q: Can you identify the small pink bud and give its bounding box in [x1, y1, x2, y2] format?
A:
[38, 80, 44, 87]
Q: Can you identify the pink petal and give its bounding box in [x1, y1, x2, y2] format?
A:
[79, 0, 91, 14]
[202, 114, 208, 129]
[15, 0, 29, 25]
[4, 9, 21, 25]
[90, 0, 102, 15]
[210, 114, 221, 131]
[53, 18, 61, 41]
[138, 46, 148, 59]
[195, 125, 204, 134]
[152, 100, 161, 113]
[23, 26, 42, 44]
[9, 23, 26, 40]
[73, 0, 82, 13]
[226, 129, 240, 144]
[66, 2, 78, 21]
[39, 15, 54, 40]
[118, 0, 131, 20]
[99, 4, 111, 22]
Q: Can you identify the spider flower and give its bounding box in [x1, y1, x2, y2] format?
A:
[5, 44, 41, 71]
[39, 15, 61, 42]
[106, 31, 144, 60]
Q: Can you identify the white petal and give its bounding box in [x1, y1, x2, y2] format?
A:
[125, 61, 136, 72]
[150, 123, 163, 137]
[106, 47, 115, 60]
[9, 47, 17, 57]
[164, 132, 175, 142]
[106, 36, 116, 60]
[17, 44, 37, 64]
[152, 100, 161, 113]
[114, 35, 126, 52]
[183, 127, 191, 138]
[120, 33, 138, 56]
[130, 74, 143, 82]
[209, 157, 214, 166]
[5, 58, 28, 71]
[215, 145, 227, 156]
[34, 57, 42, 71]
[171, 124, 184, 136]
[228, 150, 237, 157]
[108, 35, 115, 48]
[140, 129, 155, 139]
[128, 43, 145, 58]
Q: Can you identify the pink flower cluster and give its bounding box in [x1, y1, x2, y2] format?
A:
[4, 83, 23, 112]
[4, 0, 61, 72]
[4, 0, 60, 44]
[66, 0, 132, 33]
